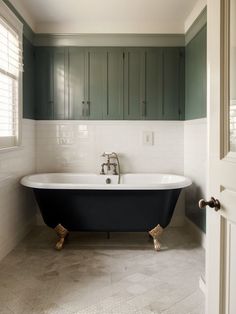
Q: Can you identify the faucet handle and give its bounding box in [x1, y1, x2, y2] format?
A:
[101, 152, 113, 157]
[102, 152, 119, 158]
[113, 164, 118, 175]
[100, 164, 105, 175]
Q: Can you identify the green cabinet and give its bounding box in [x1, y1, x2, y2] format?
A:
[104, 49, 124, 119]
[35, 47, 53, 119]
[53, 48, 68, 120]
[145, 49, 163, 120]
[124, 49, 144, 119]
[124, 48, 183, 120]
[23, 37, 35, 119]
[35, 46, 185, 121]
[124, 48, 163, 120]
[163, 48, 185, 120]
[68, 48, 107, 120]
[68, 48, 86, 119]
[88, 49, 107, 119]
[35, 47, 68, 120]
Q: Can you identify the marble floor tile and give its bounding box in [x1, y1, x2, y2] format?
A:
[0, 226, 205, 314]
[161, 290, 205, 314]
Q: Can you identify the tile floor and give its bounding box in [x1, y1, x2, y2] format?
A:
[0, 227, 205, 314]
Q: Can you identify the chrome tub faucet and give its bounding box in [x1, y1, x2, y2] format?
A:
[100, 152, 121, 184]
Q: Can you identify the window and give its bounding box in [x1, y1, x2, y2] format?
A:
[0, 1, 23, 149]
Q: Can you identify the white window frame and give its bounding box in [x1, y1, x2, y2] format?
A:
[0, 0, 23, 151]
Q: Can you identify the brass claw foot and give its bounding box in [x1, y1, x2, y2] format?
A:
[54, 224, 69, 251]
[149, 224, 164, 251]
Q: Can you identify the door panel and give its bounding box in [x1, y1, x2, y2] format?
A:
[124, 49, 144, 119]
[220, 189, 236, 314]
[207, 0, 236, 313]
[230, 0, 236, 152]
[68, 48, 86, 119]
[227, 222, 236, 314]
[87, 49, 106, 120]
[145, 49, 163, 120]
[104, 49, 124, 120]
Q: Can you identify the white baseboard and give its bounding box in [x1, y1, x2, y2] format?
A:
[185, 217, 206, 249]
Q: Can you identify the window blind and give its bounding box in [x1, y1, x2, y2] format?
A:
[0, 15, 23, 148]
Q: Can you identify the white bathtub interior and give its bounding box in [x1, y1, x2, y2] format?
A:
[21, 173, 191, 190]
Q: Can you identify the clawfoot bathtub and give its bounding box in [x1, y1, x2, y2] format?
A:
[21, 173, 191, 251]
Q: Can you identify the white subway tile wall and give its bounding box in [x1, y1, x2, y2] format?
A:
[184, 118, 207, 229]
[36, 121, 184, 175]
[0, 119, 36, 260]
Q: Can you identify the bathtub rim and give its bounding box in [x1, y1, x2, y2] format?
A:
[20, 172, 192, 190]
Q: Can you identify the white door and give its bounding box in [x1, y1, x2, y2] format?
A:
[206, 0, 236, 313]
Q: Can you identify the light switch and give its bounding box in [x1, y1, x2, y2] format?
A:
[143, 131, 154, 146]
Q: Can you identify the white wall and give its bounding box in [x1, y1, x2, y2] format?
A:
[0, 119, 36, 260]
[184, 0, 207, 33]
[184, 118, 207, 231]
[8, 0, 197, 34]
[36, 120, 185, 226]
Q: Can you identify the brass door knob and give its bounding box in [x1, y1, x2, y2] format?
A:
[199, 197, 221, 211]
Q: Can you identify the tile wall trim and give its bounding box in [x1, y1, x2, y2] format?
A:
[36, 120, 184, 125]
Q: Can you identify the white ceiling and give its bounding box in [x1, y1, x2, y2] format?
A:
[9, 0, 199, 34]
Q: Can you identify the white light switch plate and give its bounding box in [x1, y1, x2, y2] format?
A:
[143, 131, 154, 146]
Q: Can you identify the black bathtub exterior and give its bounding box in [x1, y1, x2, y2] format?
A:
[34, 188, 181, 231]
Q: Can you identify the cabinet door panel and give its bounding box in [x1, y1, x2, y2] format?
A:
[35, 47, 53, 120]
[68, 48, 86, 119]
[104, 49, 124, 119]
[53, 48, 68, 120]
[87, 49, 106, 119]
[124, 49, 144, 119]
[145, 49, 163, 120]
[163, 48, 182, 120]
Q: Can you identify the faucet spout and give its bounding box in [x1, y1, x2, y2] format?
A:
[100, 152, 121, 184]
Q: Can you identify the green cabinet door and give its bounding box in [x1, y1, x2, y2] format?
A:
[35, 46, 185, 121]
[163, 48, 184, 120]
[68, 48, 86, 119]
[53, 47, 68, 120]
[35, 47, 53, 120]
[145, 48, 163, 120]
[23, 37, 35, 119]
[87, 49, 107, 120]
[103, 49, 124, 119]
[124, 48, 144, 119]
